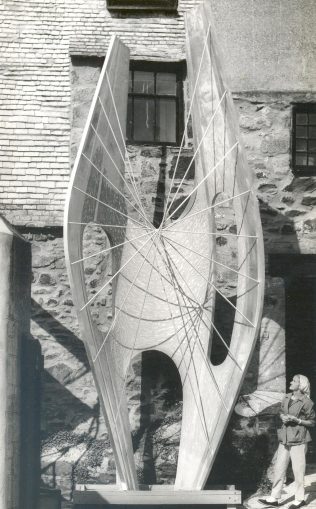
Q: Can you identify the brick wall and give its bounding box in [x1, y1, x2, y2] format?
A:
[0, 0, 71, 225]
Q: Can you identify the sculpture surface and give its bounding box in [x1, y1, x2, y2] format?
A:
[64, 1, 265, 492]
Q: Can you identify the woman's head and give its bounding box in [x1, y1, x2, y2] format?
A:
[289, 374, 310, 397]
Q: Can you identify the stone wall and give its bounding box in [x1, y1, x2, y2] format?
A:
[235, 92, 316, 255]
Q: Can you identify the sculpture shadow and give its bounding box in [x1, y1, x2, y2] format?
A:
[31, 298, 89, 372]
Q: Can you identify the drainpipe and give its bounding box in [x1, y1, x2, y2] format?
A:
[0, 216, 32, 509]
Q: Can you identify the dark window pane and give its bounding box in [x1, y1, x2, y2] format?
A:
[308, 155, 316, 166]
[296, 139, 307, 152]
[156, 73, 177, 95]
[126, 97, 133, 140]
[308, 113, 316, 124]
[296, 126, 307, 138]
[296, 113, 308, 125]
[133, 98, 155, 141]
[309, 126, 316, 138]
[127, 63, 182, 144]
[309, 139, 316, 152]
[296, 154, 307, 166]
[129, 71, 133, 93]
[133, 71, 154, 94]
[156, 98, 176, 143]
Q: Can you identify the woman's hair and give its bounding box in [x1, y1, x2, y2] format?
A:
[297, 374, 311, 398]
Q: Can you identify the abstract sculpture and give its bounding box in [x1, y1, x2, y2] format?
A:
[64, 1, 264, 496]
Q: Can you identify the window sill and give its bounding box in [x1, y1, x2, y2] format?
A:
[107, 0, 178, 12]
[126, 141, 179, 147]
[293, 168, 316, 177]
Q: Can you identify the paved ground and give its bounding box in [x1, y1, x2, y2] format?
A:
[245, 466, 316, 509]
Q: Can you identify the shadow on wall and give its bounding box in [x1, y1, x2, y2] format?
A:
[40, 375, 113, 497]
[31, 298, 116, 502]
[32, 298, 89, 372]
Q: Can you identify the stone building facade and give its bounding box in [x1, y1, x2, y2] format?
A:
[2, 0, 316, 507]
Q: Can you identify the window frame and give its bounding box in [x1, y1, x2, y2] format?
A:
[292, 103, 316, 176]
[127, 61, 185, 147]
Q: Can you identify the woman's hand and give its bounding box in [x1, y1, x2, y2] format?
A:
[287, 415, 300, 423]
[280, 413, 290, 423]
[280, 414, 299, 424]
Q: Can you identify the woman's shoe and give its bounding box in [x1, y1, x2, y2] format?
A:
[288, 502, 306, 509]
[258, 499, 279, 507]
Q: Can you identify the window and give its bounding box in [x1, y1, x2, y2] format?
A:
[107, 0, 178, 12]
[127, 62, 185, 145]
[293, 104, 316, 175]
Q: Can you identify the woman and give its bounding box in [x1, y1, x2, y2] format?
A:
[259, 374, 315, 509]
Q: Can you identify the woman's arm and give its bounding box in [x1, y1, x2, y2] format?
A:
[304, 403, 315, 427]
[288, 405, 315, 427]
[300, 417, 315, 427]
[290, 416, 315, 427]
[279, 397, 287, 421]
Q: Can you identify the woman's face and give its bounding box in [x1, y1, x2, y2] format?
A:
[289, 375, 300, 392]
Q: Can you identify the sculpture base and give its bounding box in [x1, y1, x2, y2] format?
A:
[73, 484, 241, 508]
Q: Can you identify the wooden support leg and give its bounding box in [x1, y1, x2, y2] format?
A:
[227, 484, 239, 509]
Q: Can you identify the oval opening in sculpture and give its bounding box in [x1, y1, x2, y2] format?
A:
[210, 193, 237, 366]
[127, 350, 182, 484]
[82, 223, 113, 332]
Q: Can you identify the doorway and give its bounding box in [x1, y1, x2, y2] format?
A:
[270, 254, 316, 458]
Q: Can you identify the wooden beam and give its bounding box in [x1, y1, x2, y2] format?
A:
[73, 485, 241, 505]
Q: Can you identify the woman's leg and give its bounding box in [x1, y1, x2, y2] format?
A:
[270, 443, 291, 500]
[290, 443, 307, 502]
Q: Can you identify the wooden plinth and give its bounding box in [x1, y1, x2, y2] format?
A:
[73, 484, 241, 508]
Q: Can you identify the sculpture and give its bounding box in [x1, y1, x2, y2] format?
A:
[64, 0, 264, 495]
